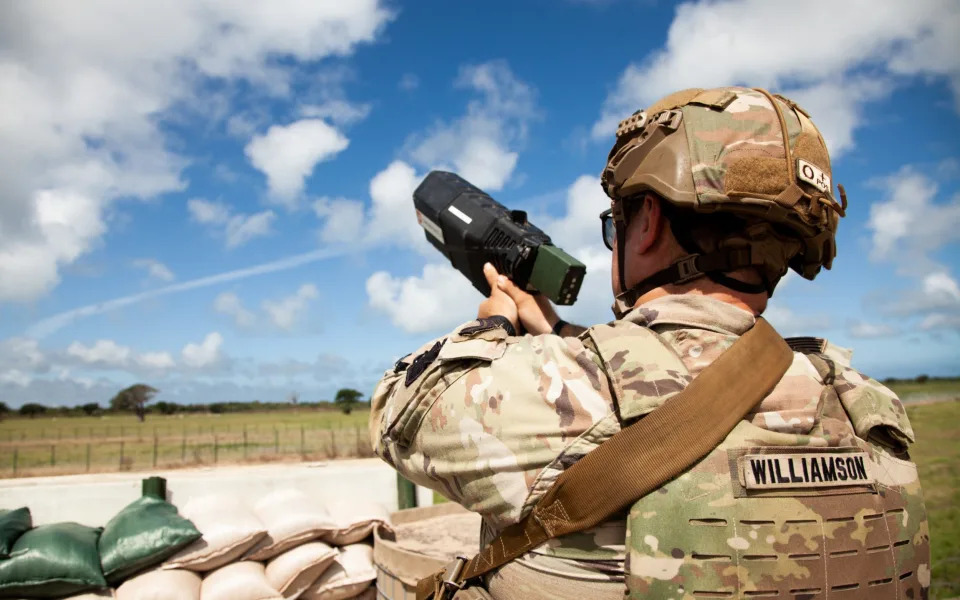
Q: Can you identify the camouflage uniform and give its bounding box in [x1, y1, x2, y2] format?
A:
[370, 294, 929, 599]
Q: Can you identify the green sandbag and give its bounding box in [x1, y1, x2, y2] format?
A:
[98, 494, 201, 584]
[0, 507, 32, 558]
[0, 522, 107, 598]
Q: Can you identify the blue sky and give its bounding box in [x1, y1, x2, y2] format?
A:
[1, 0, 958, 407]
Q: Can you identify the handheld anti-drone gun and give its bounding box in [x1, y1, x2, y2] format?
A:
[413, 171, 586, 305]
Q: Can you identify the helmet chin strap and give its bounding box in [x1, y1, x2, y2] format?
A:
[610, 207, 768, 319]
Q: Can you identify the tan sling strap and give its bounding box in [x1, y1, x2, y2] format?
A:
[417, 317, 794, 600]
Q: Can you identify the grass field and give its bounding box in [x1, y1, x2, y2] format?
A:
[906, 400, 960, 599]
[0, 410, 371, 477]
[888, 378, 960, 401]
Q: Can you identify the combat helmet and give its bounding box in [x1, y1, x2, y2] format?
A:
[601, 86, 847, 317]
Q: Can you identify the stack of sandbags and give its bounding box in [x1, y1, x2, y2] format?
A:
[0, 489, 202, 600]
[1, 487, 389, 600]
[160, 490, 386, 600]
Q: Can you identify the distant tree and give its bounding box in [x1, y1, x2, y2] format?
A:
[109, 384, 159, 422]
[289, 392, 299, 406]
[80, 402, 100, 416]
[334, 388, 363, 415]
[153, 401, 179, 415]
[915, 374, 930, 384]
[0, 402, 9, 420]
[19, 403, 47, 418]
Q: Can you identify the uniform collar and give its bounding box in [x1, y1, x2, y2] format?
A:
[619, 294, 757, 336]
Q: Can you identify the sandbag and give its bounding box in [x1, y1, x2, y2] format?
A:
[0, 522, 108, 598]
[350, 587, 375, 600]
[322, 501, 392, 546]
[163, 494, 266, 572]
[0, 507, 32, 558]
[99, 494, 202, 584]
[116, 568, 200, 600]
[300, 545, 376, 600]
[265, 542, 339, 600]
[201, 561, 282, 600]
[245, 490, 334, 561]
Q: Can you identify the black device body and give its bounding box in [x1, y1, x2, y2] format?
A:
[412, 171, 584, 304]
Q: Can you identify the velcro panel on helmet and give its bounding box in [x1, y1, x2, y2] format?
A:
[645, 88, 704, 117]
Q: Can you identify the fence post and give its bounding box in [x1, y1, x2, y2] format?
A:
[214, 436, 219, 464]
[397, 474, 418, 510]
[13, 448, 18, 476]
[181, 434, 186, 463]
[86, 443, 91, 472]
[152, 435, 158, 468]
[243, 426, 248, 459]
[300, 426, 305, 456]
[274, 429, 279, 454]
[50, 444, 55, 467]
[119, 440, 125, 470]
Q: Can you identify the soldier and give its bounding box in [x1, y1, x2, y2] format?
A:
[370, 87, 930, 599]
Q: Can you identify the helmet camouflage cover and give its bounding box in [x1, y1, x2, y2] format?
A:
[602, 86, 847, 293]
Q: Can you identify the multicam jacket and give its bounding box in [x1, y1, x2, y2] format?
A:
[369, 295, 930, 598]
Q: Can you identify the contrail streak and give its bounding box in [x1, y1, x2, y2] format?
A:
[27, 245, 353, 338]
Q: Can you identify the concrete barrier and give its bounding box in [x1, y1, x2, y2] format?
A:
[0, 459, 433, 526]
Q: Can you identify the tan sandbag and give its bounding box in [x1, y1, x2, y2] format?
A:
[322, 500, 393, 546]
[350, 586, 375, 600]
[116, 568, 200, 600]
[201, 561, 282, 600]
[245, 489, 335, 561]
[301, 545, 376, 600]
[265, 542, 339, 600]
[163, 494, 267, 572]
[63, 591, 116, 600]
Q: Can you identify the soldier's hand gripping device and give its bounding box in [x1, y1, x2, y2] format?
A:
[413, 171, 586, 305]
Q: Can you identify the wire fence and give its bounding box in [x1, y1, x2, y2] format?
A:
[0, 424, 374, 478]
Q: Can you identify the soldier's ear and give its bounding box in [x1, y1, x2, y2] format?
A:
[630, 193, 663, 255]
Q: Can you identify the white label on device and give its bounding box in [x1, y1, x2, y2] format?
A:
[448, 205, 473, 224]
[417, 210, 445, 243]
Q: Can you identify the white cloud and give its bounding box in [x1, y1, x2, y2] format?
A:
[66, 339, 132, 367]
[214, 292, 256, 328]
[225, 211, 276, 249]
[27, 244, 353, 338]
[850, 321, 899, 339]
[187, 198, 231, 224]
[366, 160, 429, 251]
[136, 352, 175, 370]
[763, 305, 832, 338]
[188, 198, 276, 248]
[405, 60, 536, 191]
[866, 167, 960, 274]
[366, 264, 482, 333]
[300, 100, 371, 127]
[0, 337, 46, 371]
[245, 119, 349, 207]
[0, 370, 32, 387]
[262, 284, 319, 330]
[0, 1, 393, 302]
[877, 272, 960, 331]
[181, 332, 224, 369]
[398, 73, 420, 91]
[591, 0, 960, 155]
[133, 258, 174, 282]
[313, 197, 365, 244]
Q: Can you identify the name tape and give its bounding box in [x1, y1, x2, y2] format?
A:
[739, 452, 874, 490]
[417, 210, 445, 244]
